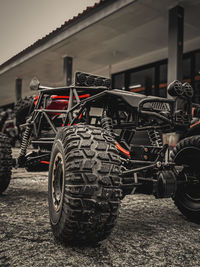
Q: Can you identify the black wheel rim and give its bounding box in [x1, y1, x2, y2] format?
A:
[52, 152, 64, 212]
[184, 169, 200, 202]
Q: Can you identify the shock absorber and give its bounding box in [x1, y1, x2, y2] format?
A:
[101, 110, 114, 137]
[148, 129, 162, 147]
[19, 125, 32, 160]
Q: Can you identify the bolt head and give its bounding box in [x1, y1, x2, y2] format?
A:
[157, 161, 162, 168]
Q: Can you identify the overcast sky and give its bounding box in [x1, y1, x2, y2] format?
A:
[0, 0, 99, 65]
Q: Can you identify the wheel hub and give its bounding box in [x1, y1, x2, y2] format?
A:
[184, 169, 200, 202]
[52, 152, 64, 212]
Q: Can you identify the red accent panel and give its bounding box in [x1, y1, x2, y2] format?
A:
[79, 94, 90, 99]
[40, 161, 50, 164]
[115, 142, 130, 157]
[190, 120, 200, 128]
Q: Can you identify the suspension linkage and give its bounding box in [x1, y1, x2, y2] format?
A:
[122, 162, 159, 176]
[121, 144, 170, 177]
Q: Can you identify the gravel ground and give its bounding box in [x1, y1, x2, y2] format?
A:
[1, 150, 200, 267]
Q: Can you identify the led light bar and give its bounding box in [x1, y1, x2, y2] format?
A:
[75, 72, 111, 88]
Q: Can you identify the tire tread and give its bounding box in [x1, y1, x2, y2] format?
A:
[49, 124, 122, 244]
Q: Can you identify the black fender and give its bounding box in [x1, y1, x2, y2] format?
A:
[186, 122, 200, 137]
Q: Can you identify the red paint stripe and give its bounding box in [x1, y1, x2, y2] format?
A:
[51, 94, 90, 99]
[79, 94, 90, 98]
[116, 142, 130, 157]
[190, 120, 200, 128]
[40, 161, 50, 164]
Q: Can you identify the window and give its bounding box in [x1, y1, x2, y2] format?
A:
[112, 49, 200, 104]
[193, 52, 200, 103]
[195, 52, 200, 76]
[159, 63, 167, 98]
[129, 67, 155, 95]
[194, 82, 200, 104]
[112, 73, 125, 89]
[183, 57, 191, 82]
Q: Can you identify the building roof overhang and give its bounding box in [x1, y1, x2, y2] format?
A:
[1, 0, 200, 106]
[0, 0, 135, 75]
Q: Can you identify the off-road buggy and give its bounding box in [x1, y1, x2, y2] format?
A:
[1, 72, 200, 245]
[0, 96, 36, 146]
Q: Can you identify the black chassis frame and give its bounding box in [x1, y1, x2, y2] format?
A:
[13, 74, 196, 195]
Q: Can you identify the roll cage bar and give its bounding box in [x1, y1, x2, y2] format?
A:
[16, 73, 186, 167]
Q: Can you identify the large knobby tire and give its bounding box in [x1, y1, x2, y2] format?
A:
[14, 96, 34, 126]
[0, 110, 8, 132]
[48, 125, 122, 245]
[171, 135, 200, 223]
[0, 134, 12, 194]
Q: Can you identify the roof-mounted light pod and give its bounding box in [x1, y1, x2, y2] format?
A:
[167, 80, 183, 97]
[30, 77, 40, 91]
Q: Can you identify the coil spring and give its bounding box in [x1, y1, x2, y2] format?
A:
[101, 111, 114, 137]
[147, 129, 162, 147]
[19, 126, 32, 157]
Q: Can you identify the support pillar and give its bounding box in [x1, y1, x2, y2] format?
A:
[63, 56, 73, 86]
[15, 78, 22, 101]
[167, 6, 184, 86]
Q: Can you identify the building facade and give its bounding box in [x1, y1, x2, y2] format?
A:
[113, 49, 200, 103]
[0, 0, 200, 107]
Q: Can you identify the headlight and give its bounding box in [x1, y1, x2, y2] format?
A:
[182, 82, 193, 98]
[167, 80, 183, 97]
